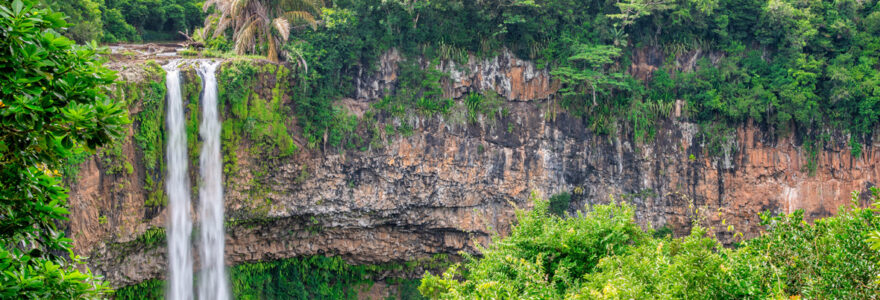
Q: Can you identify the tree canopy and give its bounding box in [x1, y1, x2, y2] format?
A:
[420, 190, 880, 299]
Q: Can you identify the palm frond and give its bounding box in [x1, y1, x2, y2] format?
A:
[194, 27, 208, 42]
[213, 16, 233, 38]
[234, 18, 259, 55]
[202, 0, 323, 62]
[252, 0, 269, 22]
[202, 0, 223, 11]
[231, 0, 249, 18]
[285, 40, 308, 73]
[282, 11, 317, 30]
[273, 17, 291, 42]
[267, 36, 279, 62]
[279, 0, 321, 15]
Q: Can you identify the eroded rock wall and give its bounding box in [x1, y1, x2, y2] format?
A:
[68, 52, 879, 288]
[355, 48, 559, 102]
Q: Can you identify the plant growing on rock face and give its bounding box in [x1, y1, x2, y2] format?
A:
[551, 44, 628, 108]
[202, 0, 322, 62]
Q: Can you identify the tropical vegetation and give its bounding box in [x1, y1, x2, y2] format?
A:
[39, 0, 205, 42]
[116, 254, 447, 299]
[188, 0, 880, 159]
[0, 0, 127, 297]
[201, 0, 321, 62]
[419, 189, 880, 299]
[4, 0, 880, 298]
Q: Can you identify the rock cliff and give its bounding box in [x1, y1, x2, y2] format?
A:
[66, 50, 878, 289]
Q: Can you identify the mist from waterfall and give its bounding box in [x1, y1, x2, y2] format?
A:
[164, 63, 193, 300]
[196, 61, 229, 300]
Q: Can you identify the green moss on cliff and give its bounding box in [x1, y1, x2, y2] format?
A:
[61, 62, 167, 182]
[131, 62, 169, 207]
[218, 60, 298, 172]
[183, 68, 202, 168]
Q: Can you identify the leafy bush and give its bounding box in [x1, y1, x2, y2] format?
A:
[40, 0, 103, 43]
[421, 192, 645, 298]
[115, 279, 163, 300]
[548, 192, 571, 216]
[1, 0, 127, 296]
[420, 188, 880, 299]
[116, 255, 447, 299]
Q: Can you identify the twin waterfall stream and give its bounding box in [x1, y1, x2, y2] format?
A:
[164, 60, 229, 300]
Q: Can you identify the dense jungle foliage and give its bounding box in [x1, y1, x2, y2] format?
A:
[115, 255, 447, 299]
[5, 0, 880, 298]
[185, 0, 880, 159]
[0, 0, 126, 297]
[39, 0, 204, 42]
[419, 189, 880, 299]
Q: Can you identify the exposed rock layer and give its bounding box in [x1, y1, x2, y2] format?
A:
[68, 51, 878, 288]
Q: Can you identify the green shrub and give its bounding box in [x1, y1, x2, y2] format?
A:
[115, 255, 447, 300]
[114, 279, 163, 300]
[419, 189, 880, 299]
[420, 192, 645, 298]
[548, 192, 571, 217]
[134, 227, 167, 248]
[0, 1, 124, 296]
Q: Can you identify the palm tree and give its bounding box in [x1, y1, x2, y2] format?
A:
[203, 0, 322, 62]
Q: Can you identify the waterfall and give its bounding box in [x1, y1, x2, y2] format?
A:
[163, 60, 228, 299]
[164, 63, 193, 300]
[196, 61, 229, 300]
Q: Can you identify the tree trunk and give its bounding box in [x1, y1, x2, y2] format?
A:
[267, 37, 279, 63]
[591, 83, 597, 107]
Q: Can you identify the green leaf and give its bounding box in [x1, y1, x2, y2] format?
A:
[11, 0, 23, 15]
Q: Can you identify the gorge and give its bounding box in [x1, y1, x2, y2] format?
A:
[64, 49, 879, 298]
[6, 0, 880, 298]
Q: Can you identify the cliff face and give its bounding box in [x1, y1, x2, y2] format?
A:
[67, 50, 879, 288]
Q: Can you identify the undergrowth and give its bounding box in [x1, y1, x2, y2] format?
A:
[114, 254, 450, 300]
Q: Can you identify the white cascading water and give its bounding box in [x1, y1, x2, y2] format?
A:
[164, 62, 194, 300]
[196, 61, 229, 300]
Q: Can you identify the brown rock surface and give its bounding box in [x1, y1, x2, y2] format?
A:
[67, 53, 879, 289]
[356, 48, 559, 102]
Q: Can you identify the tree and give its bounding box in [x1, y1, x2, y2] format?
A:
[39, 0, 104, 43]
[203, 0, 322, 62]
[550, 43, 628, 107]
[0, 0, 127, 297]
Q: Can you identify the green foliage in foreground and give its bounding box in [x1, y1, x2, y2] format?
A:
[420, 189, 880, 299]
[0, 0, 128, 297]
[115, 255, 444, 299]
